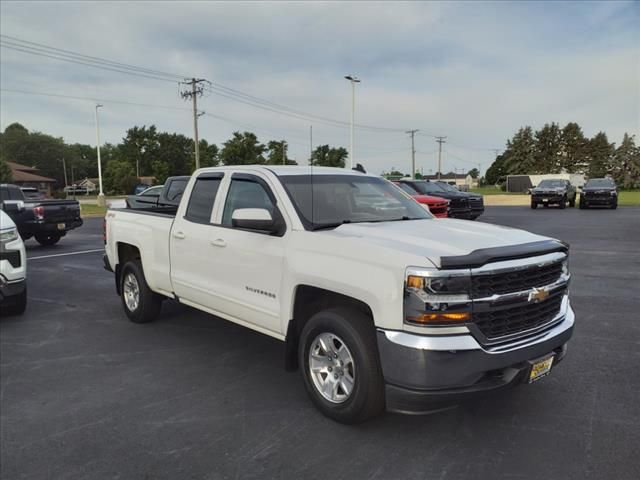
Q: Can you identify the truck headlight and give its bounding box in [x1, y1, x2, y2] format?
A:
[0, 228, 19, 243]
[405, 269, 471, 326]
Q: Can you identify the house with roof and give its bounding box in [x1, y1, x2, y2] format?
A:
[423, 172, 478, 190]
[6, 162, 56, 196]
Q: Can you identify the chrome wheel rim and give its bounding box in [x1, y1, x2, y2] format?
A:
[308, 332, 355, 404]
[123, 273, 140, 311]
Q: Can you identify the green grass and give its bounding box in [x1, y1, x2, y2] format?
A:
[617, 190, 640, 206]
[81, 204, 107, 217]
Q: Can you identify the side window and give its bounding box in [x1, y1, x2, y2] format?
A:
[0, 188, 8, 202]
[185, 177, 222, 223]
[222, 179, 276, 227]
[10, 187, 24, 200]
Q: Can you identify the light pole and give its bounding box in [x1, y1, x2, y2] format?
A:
[344, 75, 360, 169]
[94, 104, 105, 207]
[282, 141, 287, 165]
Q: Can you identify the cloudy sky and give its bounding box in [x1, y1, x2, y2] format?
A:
[1, 1, 638, 175]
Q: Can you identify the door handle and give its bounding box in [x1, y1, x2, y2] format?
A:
[210, 238, 227, 248]
[173, 231, 186, 240]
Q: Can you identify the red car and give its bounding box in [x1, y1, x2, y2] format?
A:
[393, 181, 449, 218]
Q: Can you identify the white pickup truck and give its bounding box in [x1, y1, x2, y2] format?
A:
[104, 166, 575, 423]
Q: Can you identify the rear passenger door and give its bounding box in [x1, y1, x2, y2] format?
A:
[204, 173, 287, 334]
[170, 172, 224, 306]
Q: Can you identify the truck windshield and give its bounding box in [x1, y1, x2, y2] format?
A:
[279, 175, 432, 230]
[585, 179, 614, 188]
[408, 181, 447, 195]
[537, 180, 566, 188]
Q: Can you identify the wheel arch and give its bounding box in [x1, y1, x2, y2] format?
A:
[284, 285, 374, 371]
[114, 242, 141, 295]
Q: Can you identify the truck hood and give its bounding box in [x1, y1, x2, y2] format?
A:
[320, 218, 549, 268]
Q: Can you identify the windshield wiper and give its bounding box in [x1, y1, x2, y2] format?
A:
[310, 220, 352, 231]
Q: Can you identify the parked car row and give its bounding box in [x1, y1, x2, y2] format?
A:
[396, 179, 485, 220]
[530, 178, 618, 210]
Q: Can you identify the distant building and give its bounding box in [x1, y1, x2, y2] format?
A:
[7, 162, 56, 196]
[505, 173, 586, 193]
[423, 172, 478, 190]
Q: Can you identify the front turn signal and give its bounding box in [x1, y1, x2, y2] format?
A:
[406, 312, 471, 324]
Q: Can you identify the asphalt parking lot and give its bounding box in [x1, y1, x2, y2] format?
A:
[2, 207, 639, 480]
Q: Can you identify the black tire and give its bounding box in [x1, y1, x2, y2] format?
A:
[1, 288, 27, 316]
[120, 260, 162, 323]
[569, 197, 576, 208]
[298, 307, 385, 424]
[558, 197, 566, 209]
[611, 202, 617, 210]
[35, 233, 61, 246]
[530, 202, 537, 209]
[579, 202, 586, 209]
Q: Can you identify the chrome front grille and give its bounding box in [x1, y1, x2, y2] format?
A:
[471, 261, 562, 297]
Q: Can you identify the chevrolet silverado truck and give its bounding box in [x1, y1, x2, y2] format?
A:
[1, 184, 83, 245]
[104, 166, 575, 423]
[579, 178, 618, 209]
[530, 179, 577, 209]
[0, 210, 27, 315]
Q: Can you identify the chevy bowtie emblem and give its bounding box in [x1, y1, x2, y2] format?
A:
[528, 287, 549, 303]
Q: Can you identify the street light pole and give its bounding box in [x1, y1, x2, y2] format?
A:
[94, 104, 105, 207]
[344, 75, 360, 169]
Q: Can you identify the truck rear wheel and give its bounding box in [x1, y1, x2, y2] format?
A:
[298, 307, 385, 424]
[35, 233, 61, 246]
[1, 288, 27, 316]
[120, 260, 162, 323]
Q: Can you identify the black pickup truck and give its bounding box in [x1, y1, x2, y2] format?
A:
[0, 184, 83, 246]
[398, 179, 485, 220]
[125, 176, 189, 209]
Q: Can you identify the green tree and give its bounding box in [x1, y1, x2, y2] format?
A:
[485, 153, 507, 184]
[119, 125, 160, 177]
[0, 156, 13, 182]
[559, 123, 588, 173]
[500, 126, 536, 175]
[311, 145, 348, 168]
[220, 131, 266, 165]
[588, 132, 615, 178]
[0, 123, 66, 184]
[266, 140, 297, 165]
[103, 159, 137, 195]
[533, 123, 562, 173]
[611, 133, 640, 188]
[198, 139, 219, 169]
[467, 168, 480, 178]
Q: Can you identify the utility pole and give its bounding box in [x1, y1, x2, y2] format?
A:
[282, 141, 287, 165]
[435, 136, 447, 180]
[181, 78, 209, 170]
[406, 130, 419, 179]
[62, 156, 68, 196]
[344, 75, 361, 168]
[94, 104, 105, 207]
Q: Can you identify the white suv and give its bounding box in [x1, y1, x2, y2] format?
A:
[0, 210, 27, 315]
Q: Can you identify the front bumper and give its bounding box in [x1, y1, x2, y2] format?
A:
[582, 195, 615, 206]
[377, 304, 575, 414]
[0, 278, 26, 302]
[532, 194, 564, 204]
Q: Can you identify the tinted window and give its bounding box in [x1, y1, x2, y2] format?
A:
[222, 179, 276, 226]
[166, 179, 188, 202]
[185, 177, 222, 223]
[396, 183, 419, 195]
[0, 187, 9, 202]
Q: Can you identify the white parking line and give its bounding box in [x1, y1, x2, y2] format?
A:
[28, 249, 104, 260]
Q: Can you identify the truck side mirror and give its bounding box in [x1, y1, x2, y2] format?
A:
[232, 208, 279, 234]
[1, 200, 25, 213]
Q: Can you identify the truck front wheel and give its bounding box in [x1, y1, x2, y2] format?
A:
[298, 307, 385, 424]
[120, 260, 162, 323]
